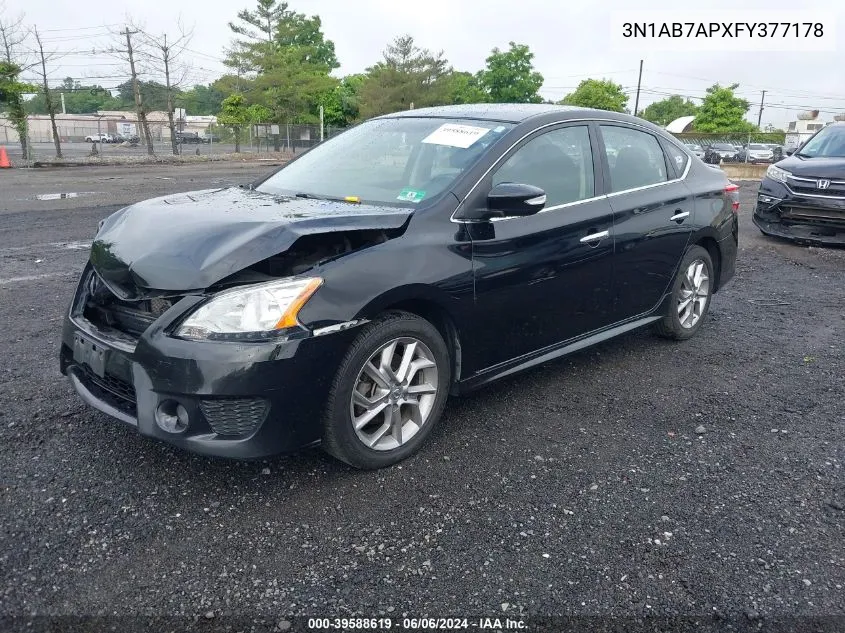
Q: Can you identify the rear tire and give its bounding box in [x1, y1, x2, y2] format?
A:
[655, 245, 715, 341]
[322, 311, 451, 469]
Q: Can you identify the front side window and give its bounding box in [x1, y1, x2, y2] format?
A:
[492, 126, 595, 207]
[600, 125, 668, 193]
[257, 117, 513, 207]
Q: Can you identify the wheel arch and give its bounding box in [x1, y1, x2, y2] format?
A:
[357, 287, 464, 394]
[693, 235, 722, 291]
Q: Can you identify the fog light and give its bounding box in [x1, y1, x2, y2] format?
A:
[155, 400, 189, 433]
[758, 195, 780, 205]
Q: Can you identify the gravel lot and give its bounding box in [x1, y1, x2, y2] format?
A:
[0, 166, 843, 632]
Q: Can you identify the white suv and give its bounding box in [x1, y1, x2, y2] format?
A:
[84, 133, 114, 143]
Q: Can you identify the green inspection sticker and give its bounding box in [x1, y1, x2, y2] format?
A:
[397, 188, 426, 203]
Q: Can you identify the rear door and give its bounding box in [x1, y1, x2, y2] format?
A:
[464, 123, 616, 371]
[597, 124, 694, 320]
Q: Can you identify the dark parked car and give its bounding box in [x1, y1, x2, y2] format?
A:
[176, 131, 202, 144]
[60, 105, 739, 469]
[754, 122, 845, 246]
[704, 142, 739, 164]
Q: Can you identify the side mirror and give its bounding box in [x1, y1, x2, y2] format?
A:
[785, 148, 794, 156]
[458, 182, 546, 221]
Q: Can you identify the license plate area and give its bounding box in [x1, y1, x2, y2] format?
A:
[73, 333, 108, 378]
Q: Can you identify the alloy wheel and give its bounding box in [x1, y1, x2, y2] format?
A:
[349, 337, 439, 451]
[678, 259, 710, 329]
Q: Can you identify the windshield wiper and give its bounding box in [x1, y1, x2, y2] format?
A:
[794, 152, 813, 158]
[294, 192, 361, 204]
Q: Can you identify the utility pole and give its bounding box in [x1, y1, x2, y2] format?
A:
[633, 59, 643, 117]
[33, 27, 62, 158]
[757, 90, 766, 128]
[60, 92, 66, 114]
[319, 105, 324, 142]
[161, 33, 179, 156]
[124, 27, 154, 155]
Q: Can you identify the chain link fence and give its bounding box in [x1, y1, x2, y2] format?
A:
[0, 115, 349, 164]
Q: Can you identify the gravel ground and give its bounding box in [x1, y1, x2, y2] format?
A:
[0, 168, 843, 633]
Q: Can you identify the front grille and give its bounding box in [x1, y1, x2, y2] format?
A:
[75, 364, 137, 415]
[788, 177, 845, 198]
[82, 271, 178, 338]
[781, 206, 845, 230]
[199, 398, 269, 437]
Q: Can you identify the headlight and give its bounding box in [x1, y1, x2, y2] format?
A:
[766, 165, 791, 183]
[175, 277, 322, 341]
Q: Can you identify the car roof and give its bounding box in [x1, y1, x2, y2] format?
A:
[378, 103, 644, 125]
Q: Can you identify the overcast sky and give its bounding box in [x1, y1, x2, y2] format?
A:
[6, 0, 844, 128]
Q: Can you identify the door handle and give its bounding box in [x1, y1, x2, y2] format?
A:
[580, 230, 610, 243]
[670, 210, 690, 223]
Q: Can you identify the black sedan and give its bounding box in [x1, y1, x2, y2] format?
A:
[754, 122, 845, 246]
[60, 104, 739, 469]
[704, 142, 739, 164]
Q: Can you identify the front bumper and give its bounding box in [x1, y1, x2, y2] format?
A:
[59, 271, 358, 460]
[753, 180, 845, 247]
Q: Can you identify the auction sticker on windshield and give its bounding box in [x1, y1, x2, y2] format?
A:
[397, 188, 426, 203]
[422, 124, 490, 148]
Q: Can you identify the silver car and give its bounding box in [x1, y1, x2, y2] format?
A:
[684, 143, 705, 159]
[743, 143, 775, 163]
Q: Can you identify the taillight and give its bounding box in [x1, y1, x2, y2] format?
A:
[725, 182, 740, 213]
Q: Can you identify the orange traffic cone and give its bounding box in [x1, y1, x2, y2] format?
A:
[0, 146, 11, 168]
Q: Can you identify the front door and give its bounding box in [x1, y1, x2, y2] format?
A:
[462, 123, 617, 373]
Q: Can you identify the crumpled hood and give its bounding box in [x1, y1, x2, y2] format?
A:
[91, 186, 412, 297]
[778, 155, 845, 179]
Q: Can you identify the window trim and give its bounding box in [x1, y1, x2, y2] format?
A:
[451, 118, 691, 224]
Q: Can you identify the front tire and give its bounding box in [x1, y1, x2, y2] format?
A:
[655, 245, 715, 340]
[322, 311, 451, 469]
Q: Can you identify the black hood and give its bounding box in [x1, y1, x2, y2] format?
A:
[91, 187, 413, 297]
[776, 154, 845, 179]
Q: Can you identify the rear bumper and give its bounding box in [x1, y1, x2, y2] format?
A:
[60, 308, 357, 460]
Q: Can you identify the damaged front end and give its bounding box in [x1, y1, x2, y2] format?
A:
[59, 186, 414, 458]
[755, 167, 845, 247]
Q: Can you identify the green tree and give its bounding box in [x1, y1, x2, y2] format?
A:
[25, 78, 123, 114]
[358, 35, 452, 118]
[559, 79, 628, 112]
[225, 0, 340, 124]
[216, 93, 251, 152]
[640, 95, 698, 126]
[178, 83, 226, 115]
[477, 43, 543, 103]
[116, 80, 179, 112]
[693, 83, 755, 133]
[449, 71, 487, 105]
[0, 61, 35, 158]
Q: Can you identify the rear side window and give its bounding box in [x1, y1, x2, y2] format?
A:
[600, 125, 668, 193]
[663, 141, 690, 176]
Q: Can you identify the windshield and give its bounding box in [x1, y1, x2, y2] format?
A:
[714, 144, 735, 150]
[257, 117, 514, 206]
[796, 125, 845, 158]
[749, 144, 767, 150]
